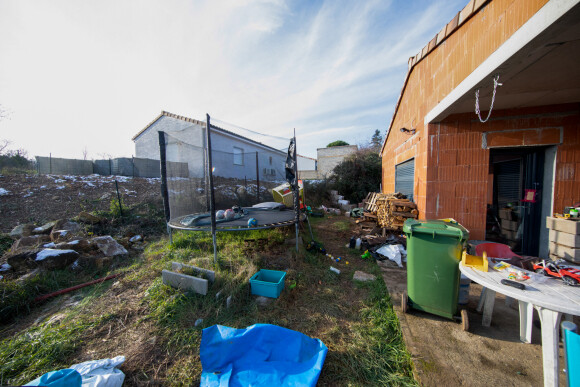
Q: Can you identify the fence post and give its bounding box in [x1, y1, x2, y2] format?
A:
[256, 151, 260, 203]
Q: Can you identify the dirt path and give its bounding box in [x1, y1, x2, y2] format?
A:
[379, 261, 574, 386]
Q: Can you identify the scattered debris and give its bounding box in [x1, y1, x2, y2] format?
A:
[353, 271, 376, 282]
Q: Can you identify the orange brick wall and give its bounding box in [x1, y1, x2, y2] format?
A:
[425, 104, 580, 240]
[382, 0, 553, 235]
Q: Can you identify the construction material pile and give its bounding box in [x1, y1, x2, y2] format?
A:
[362, 192, 418, 231]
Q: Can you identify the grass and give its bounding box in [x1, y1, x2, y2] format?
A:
[0, 218, 416, 386]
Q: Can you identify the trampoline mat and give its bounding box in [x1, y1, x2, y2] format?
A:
[168, 208, 297, 231]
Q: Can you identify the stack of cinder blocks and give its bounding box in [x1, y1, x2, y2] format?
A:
[547, 217, 580, 264]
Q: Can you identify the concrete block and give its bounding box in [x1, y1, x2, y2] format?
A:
[162, 269, 209, 295]
[546, 217, 580, 234]
[549, 229, 580, 248]
[549, 242, 580, 263]
[171, 262, 215, 283]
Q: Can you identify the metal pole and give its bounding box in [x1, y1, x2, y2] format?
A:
[114, 180, 123, 217]
[206, 114, 218, 264]
[158, 131, 171, 226]
[255, 151, 260, 203]
[294, 130, 299, 253]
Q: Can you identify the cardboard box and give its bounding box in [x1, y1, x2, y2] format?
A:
[501, 219, 519, 231]
[499, 209, 517, 221]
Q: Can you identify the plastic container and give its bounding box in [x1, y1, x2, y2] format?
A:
[250, 269, 286, 298]
[403, 219, 469, 319]
[355, 238, 362, 250]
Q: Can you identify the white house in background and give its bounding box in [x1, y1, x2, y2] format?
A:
[299, 145, 358, 180]
[132, 111, 287, 181]
[297, 155, 317, 171]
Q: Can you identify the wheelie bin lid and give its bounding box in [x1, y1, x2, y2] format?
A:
[403, 219, 469, 241]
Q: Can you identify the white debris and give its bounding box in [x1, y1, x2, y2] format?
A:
[0, 188, 10, 195]
[43, 242, 56, 248]
[376, 244, 407, 268]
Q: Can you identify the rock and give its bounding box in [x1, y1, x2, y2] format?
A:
[353, 271, 376, 282]
[35, 249, 80, 270]
[56, 239, 93, 253]
[7, 250, 42, 271]
[226, 295, 233, 308]
[52, 220, 83, 233]
[10, 224, 36, 239]
[32, 221, 57, 235]
[77, 211, 102, 224]
[194, 318, 204, 327]
[0, 263, 12, 273]
[92, 236, 128, 256]
[50, 229, 74, 243]
[100, 192, 112, 200]
[11, 235, 51, 250]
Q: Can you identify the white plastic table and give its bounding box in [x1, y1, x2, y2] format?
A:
[459, 262, 580, 387]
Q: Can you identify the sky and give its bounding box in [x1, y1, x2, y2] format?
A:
[0, 0, 465, 160]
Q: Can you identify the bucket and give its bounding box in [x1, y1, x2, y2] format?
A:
[458, 274, 470, 305]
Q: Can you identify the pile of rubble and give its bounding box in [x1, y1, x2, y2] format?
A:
[0, 212, 145, 279]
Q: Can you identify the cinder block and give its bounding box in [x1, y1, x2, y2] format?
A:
[546, 217, 580, 234]
[162, 267, 211, 295]
[549, 229, 580, 248]
[171, 262, 215, 283]
[549, 242, 580, 264]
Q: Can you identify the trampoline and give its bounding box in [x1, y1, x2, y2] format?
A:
[158, 114, 301, 260]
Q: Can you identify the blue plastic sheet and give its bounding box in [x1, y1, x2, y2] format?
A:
[25, 369, 82, 386]
[200, 324, 328, 387]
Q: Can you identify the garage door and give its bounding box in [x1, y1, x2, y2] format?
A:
[395, 158, 414, 202]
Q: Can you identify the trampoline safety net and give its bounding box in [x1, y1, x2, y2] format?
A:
[158, 117, 297, 231]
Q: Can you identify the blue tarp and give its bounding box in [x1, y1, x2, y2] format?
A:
[200, 324, 328, 387]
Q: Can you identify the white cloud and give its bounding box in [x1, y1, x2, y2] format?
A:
[0, 0, 465, 159]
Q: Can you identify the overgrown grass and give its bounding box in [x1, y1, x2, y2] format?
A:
[0, 313, 115, 385]
[0, 219, 416, 386]
[0, 233, 12, 256]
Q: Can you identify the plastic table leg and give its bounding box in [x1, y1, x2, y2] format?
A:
[535, 306, 562, 387]
[518, 301, 534, 343]
[481, 288, 496, 327]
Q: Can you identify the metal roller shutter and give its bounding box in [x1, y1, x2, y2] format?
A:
[395, 158, 414, 202]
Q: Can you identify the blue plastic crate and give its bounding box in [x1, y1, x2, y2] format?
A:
[250, 269, 286, 298]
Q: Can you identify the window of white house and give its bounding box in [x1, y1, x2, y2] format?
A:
[233, 147, 243, 165]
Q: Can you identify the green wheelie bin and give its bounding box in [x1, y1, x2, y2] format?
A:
[402, 219, 470, 329]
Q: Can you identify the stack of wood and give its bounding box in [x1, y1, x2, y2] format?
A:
[376, 196, 418, 230]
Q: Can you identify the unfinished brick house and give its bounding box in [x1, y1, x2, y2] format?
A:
[380, 0, 580, 258]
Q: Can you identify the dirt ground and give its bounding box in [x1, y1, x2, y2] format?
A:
[379, 260, 578, 386]
[0, 174, 162, 233]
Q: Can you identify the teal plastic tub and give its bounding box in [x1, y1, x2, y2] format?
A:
[250, 270, 286, 298]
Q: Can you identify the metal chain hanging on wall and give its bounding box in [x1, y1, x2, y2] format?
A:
[475, 74, 502, 123]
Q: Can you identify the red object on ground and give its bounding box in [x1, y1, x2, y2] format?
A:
[33, 274, 119, 303]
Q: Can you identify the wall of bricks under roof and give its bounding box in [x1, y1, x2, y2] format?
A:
[381, 0, 580, 240]
[426, 104, 579, 240]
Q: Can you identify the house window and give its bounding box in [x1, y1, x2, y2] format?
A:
[269, 156, 273, 165]
[233, 147, 243, 165]
[395, 158, 414, 202]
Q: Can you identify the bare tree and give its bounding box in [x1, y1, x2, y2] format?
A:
[82, 146, 89, 160]
[0, 139, 11, 155]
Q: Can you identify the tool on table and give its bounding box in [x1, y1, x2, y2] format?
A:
[501, 279, 526, 290]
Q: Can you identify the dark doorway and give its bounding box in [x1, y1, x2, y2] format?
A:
[486, 147, 545, 255]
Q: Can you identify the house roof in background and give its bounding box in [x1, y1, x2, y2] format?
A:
[132, 111, 286, 155]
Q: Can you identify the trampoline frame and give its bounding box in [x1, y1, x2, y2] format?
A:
[158, 115, 301, 262]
